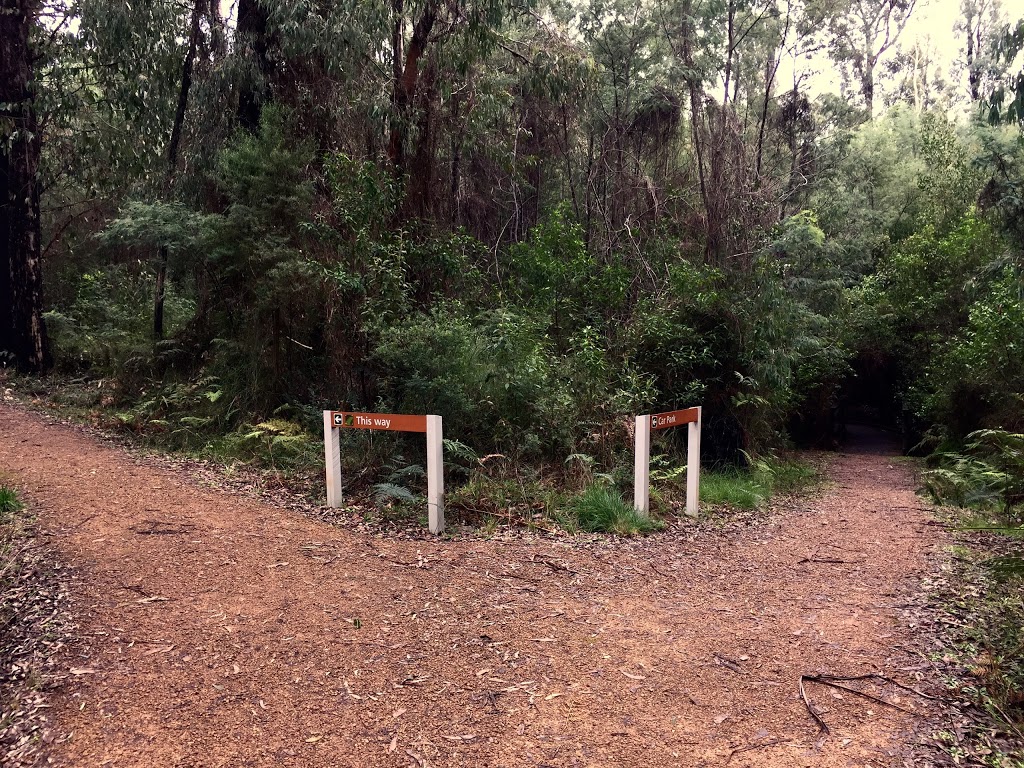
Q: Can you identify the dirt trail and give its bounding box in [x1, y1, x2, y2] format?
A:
[0, 404, 946, 767]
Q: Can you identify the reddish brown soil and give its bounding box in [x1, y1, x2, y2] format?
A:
[0, 405, 946, 767]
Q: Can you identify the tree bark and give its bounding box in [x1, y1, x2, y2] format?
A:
[1, 0, 50, 372]
[154, 0, 204, 341]
[387, 1, 438, 175]
[237, 0, 272, 132]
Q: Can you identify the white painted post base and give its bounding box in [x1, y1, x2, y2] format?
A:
[633, 414, 651, 515]
[323, 410, 343, 508]
[686, 407, 702, 518]
[426, 415, 444, 534]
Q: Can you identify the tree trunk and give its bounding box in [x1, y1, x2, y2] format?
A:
[1, 0, 50, 373]
[387, 1, 438, 176]
[679, 0, 720, 264]
[154, 0, 204, 341]
[237, 0, 272, 132]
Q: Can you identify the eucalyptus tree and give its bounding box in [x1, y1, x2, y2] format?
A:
[808, 0, 918, 119]
[957, 0, 1003, 103]
[1, 0, 50, 372]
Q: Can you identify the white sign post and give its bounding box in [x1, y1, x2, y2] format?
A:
[425, 415, 444, 534]
[634, 406, 702, 518]
[323, 410, 445, 534]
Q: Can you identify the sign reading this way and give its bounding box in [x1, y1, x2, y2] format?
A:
[330, 411, 427, 433]
[323, 411, 444, 533]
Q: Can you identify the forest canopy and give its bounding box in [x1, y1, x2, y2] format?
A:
[2, 0, 1023, 478]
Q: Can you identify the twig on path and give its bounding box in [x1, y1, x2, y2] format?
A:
[796, 557, 852, 565]
[361, 540, 426, 569]
[648, 562, 672, 577]
[799, 675, 830, 735]
[802, 675, 912, 713]
[531, 555, 578, 576]
[713, 653, 744, 674]
[799, 671, 941, 735]
[726, 737, 791, 762]
[814, 672, 943, 701]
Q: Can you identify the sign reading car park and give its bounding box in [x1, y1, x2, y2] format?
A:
[650, 407, 700, 431]
[323, 411, 444, 534]
[634, 406, 702, 519]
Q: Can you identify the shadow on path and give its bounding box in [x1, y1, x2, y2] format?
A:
[842, 422, 903, 456]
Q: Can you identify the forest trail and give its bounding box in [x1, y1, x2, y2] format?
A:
[0, 404, 947, 768]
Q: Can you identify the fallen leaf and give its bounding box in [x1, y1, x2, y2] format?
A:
[620, 670, 646, 681]
[544, 693, 563, 701]
[305, 735, 321, 743]
[69, 668, 97, 675]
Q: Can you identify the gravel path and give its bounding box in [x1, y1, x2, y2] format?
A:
[0, 404, 946, 767]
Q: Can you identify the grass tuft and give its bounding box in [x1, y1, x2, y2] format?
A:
[566, 484, 664, 535]
[700, 457, 819, 510]
[0, 485, 24, 521]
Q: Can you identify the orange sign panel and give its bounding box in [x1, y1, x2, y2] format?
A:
[330, 412, 427, 433]
[651, 407, 699, 430]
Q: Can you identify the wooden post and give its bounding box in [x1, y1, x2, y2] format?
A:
[426, 415, 444, 534]
[686, 406, 702, 517]
[633, 414, 651, 515]
[323, 410, 343, 508]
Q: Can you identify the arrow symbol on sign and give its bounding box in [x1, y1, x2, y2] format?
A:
[334, 414, 343, 426]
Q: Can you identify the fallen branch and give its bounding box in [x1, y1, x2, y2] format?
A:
[799, 675, 830, 734]
[727, 737, 791, 762]
[532, 556, 578, 576]
[799, 671, 940, 735]
[814, 673, 943, 701]
[802, 675, 912, 713]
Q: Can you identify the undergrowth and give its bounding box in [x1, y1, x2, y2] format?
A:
[562, 484, 664, 536]
[922, 434, 1024, 762]
[0, 485, 69, 767]
[9, 375, 819, 536]
[930, 537, 1024, 765]
[700, 455, 820, 510]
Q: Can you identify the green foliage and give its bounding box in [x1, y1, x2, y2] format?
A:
[925, 430, 1024, 522]
[700, 455, 819, 510]
[0, 487, 23, 522]
[700, 470, 769, 509]
[565, 484, 663, 536]
[938, 548, 1024, 739]
[43, 265, 195, 373]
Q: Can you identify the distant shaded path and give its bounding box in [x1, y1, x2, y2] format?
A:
[842, 422, 903, 455]
[0, 403, 946, 767]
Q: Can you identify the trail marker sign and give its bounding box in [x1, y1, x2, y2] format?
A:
[323, 411, 444, 534]
[634, 406, 701, 518]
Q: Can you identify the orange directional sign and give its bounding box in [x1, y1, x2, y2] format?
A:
[650, 407, 700, 430]
[329, 411, 427, 433]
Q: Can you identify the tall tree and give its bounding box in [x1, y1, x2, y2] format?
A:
[812, 0, 917, 118]
[154, 0, 206, 340]
[1, 0, 50, 372]
[957, 0, 1001, 102]
[237, 0, 273, 132]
